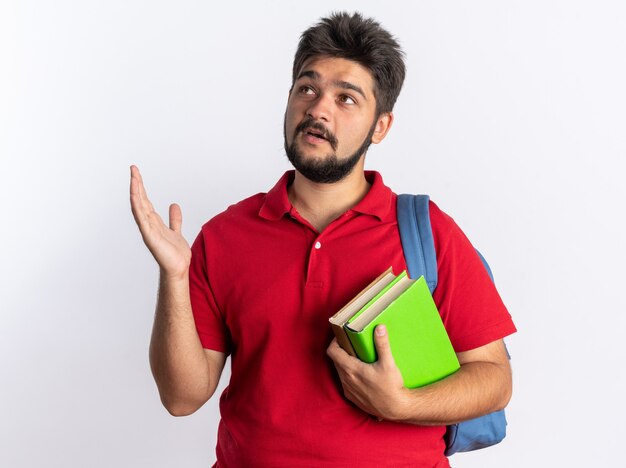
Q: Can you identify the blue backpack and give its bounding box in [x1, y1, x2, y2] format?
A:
[396, 194, 508, 456]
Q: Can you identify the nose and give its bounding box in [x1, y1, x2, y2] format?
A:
[306, 93, 332, 122]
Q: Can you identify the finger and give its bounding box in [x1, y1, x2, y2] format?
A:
[130, 165, 157, 226]
[129, 166, 144, 223]
[130, 165, 145, 209]
[130, 165, 155, 209]
[328, 341, 363, 378]
[130, 165, 139, 192]
[373, 324, 395, 368]
[129, 165, 145, 202]
[169, 203, 183, 232]
[327, 338, 353, 363]
[326, 338, 342, 361]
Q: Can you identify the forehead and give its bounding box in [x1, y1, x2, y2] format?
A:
[295, 56, 376, 97]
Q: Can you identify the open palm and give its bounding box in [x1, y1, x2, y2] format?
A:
[130, 165, 191, 277]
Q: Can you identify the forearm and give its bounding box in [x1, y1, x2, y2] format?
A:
[396, 359, 512, 426]
[149, 271, 217, 415]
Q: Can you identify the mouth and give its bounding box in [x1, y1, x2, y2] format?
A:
[303, 128, 327, 141]
[292, 118, 338, 150]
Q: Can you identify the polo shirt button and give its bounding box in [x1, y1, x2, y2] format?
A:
[314, 241, 322, 249]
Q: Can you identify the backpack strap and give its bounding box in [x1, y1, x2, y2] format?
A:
[396, 194, 438, 292]
[396, 193, 509, 456]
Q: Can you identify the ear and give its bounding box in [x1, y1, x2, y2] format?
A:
[371, 112, 394, 144]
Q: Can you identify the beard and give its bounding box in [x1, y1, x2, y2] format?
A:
[284, 115, 377, 184]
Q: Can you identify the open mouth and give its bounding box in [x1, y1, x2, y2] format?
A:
[305, 129, 327, 140]
[294, 120, 337, 150]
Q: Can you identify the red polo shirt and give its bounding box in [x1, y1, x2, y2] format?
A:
[189, 171, 516, 467]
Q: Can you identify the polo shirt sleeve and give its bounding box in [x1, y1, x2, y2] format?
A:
[429, 202, 517, 352]
[189, 229, 232, 354]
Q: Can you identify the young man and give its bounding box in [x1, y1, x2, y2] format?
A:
[130, 12, 516, 467]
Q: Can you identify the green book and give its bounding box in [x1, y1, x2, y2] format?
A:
[340, 270, 460, 388]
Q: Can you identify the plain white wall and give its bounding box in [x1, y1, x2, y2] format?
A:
[1, 1, 625, 466]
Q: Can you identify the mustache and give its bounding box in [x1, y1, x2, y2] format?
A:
[295, 117, 338, 151]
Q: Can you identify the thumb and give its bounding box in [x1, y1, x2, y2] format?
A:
[374, 324, 394, 367]
[169, 203, 183, 232]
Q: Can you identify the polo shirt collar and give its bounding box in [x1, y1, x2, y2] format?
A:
[258, 170, 392, 222]
[258, 171, 295, 221]
[351, 171, 392, 221]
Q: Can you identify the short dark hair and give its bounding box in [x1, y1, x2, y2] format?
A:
[292, 12, 406, 115]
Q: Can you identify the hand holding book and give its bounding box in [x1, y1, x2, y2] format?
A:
[328, 269, 460, 389]
[326, 324, 411, 421]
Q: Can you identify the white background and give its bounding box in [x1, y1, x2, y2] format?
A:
[1, 1, 625, 466]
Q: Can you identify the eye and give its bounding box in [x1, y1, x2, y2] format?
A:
[299, 85, 316, 96]
[339, 94, 356, 105]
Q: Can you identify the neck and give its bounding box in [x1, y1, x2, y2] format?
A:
[288, 162, 371, 232]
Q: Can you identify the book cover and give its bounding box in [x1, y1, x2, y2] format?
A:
[343, 273, 460, 388]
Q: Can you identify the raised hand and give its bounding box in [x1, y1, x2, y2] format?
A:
[130, 165, 191, 278]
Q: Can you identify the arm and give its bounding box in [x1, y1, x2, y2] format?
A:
[326, 324, 511, 425]
[149, 271, 227, 416]
[130, 165, 226, 416]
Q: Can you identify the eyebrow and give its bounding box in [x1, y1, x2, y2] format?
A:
[297, 70, 368, 101]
